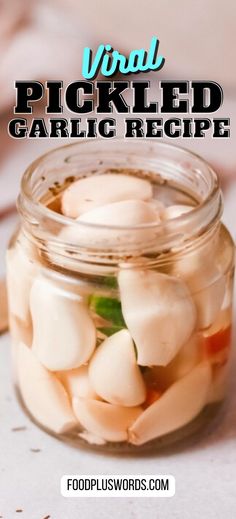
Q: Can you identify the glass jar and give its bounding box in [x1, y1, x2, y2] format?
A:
[6, 140, 235, 452]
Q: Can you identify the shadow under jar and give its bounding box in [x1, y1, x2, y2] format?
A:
[6, 140, 235, 453]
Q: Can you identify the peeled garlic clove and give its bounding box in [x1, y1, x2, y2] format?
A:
[17, 342, 77, 434]
[6, 237, 37, 322]
[78, 199, 159, 226]
[89, 329, 146, 406]
[72, 398, 142, 442]
[77, 200, 160, 246]
[9, 314, 33, 348]
[61, 173, 153, 218]
[166, 333, 202, 380]
[118, 269, 196, 366]
[30, 277, 96, 371]
[202, 307, 231, 340]
[172, 225, 221, 279]
[79, 431, 106, 445]
[206, 365, 228, 404]
[145, 333, 202, 391]
[58, 365, 99, 400]
[187, 269, 225, 330]
[172, 236, 225, 330]
[129, 361, 211, 445]
[150, 200, 165, 212]
[0, 279, 8, 333]
[61, 199, 160, 248]
[161, 204, 193, 220]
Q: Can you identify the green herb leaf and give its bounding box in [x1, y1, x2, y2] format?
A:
[89, 294, 125, 328]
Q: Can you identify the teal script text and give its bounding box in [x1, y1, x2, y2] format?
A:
[82, 36, 165, 80]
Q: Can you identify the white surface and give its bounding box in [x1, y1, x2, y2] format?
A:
[0, 197, 235, 519]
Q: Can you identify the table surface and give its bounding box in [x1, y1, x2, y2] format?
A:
[0, 124, 235, 518]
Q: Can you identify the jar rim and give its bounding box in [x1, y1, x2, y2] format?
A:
[18, 139, 223, 255]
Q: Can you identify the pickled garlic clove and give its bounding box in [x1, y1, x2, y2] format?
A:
[171, 229, 225, 330]
[144, 333, 202, 391]
[186, 269, 225, 330]
[172, 226, 221, 279]
[202, 307, 232, 338]
[161, 204, 193, 220]
[206, 364, 228, 404]
[58, 365, 100, 400]
[78, 199, 159, 225]
[72, 398, 142, 442]
[78, 431, 106, 446]
[9, 314, 33, 348]
[118, 269, 197, 366]
[61, 173, 153, 218]
[17, 342, 77, 434]
[0, 279, 8, 333]
[164, 333, 202, 380]
[78, 200, 160, 246]
[129, 361, 211, 445]
[201, 309, 232, 367]
[6, 237, 38, 322]
[64, 199, 160, 248]
[30, 277, 96, 371]
[89, 329, 146, 406]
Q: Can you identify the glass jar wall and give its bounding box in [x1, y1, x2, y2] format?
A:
[6, 140, 235, 452]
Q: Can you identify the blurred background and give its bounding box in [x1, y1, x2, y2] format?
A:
[0, 0, 235, 276]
